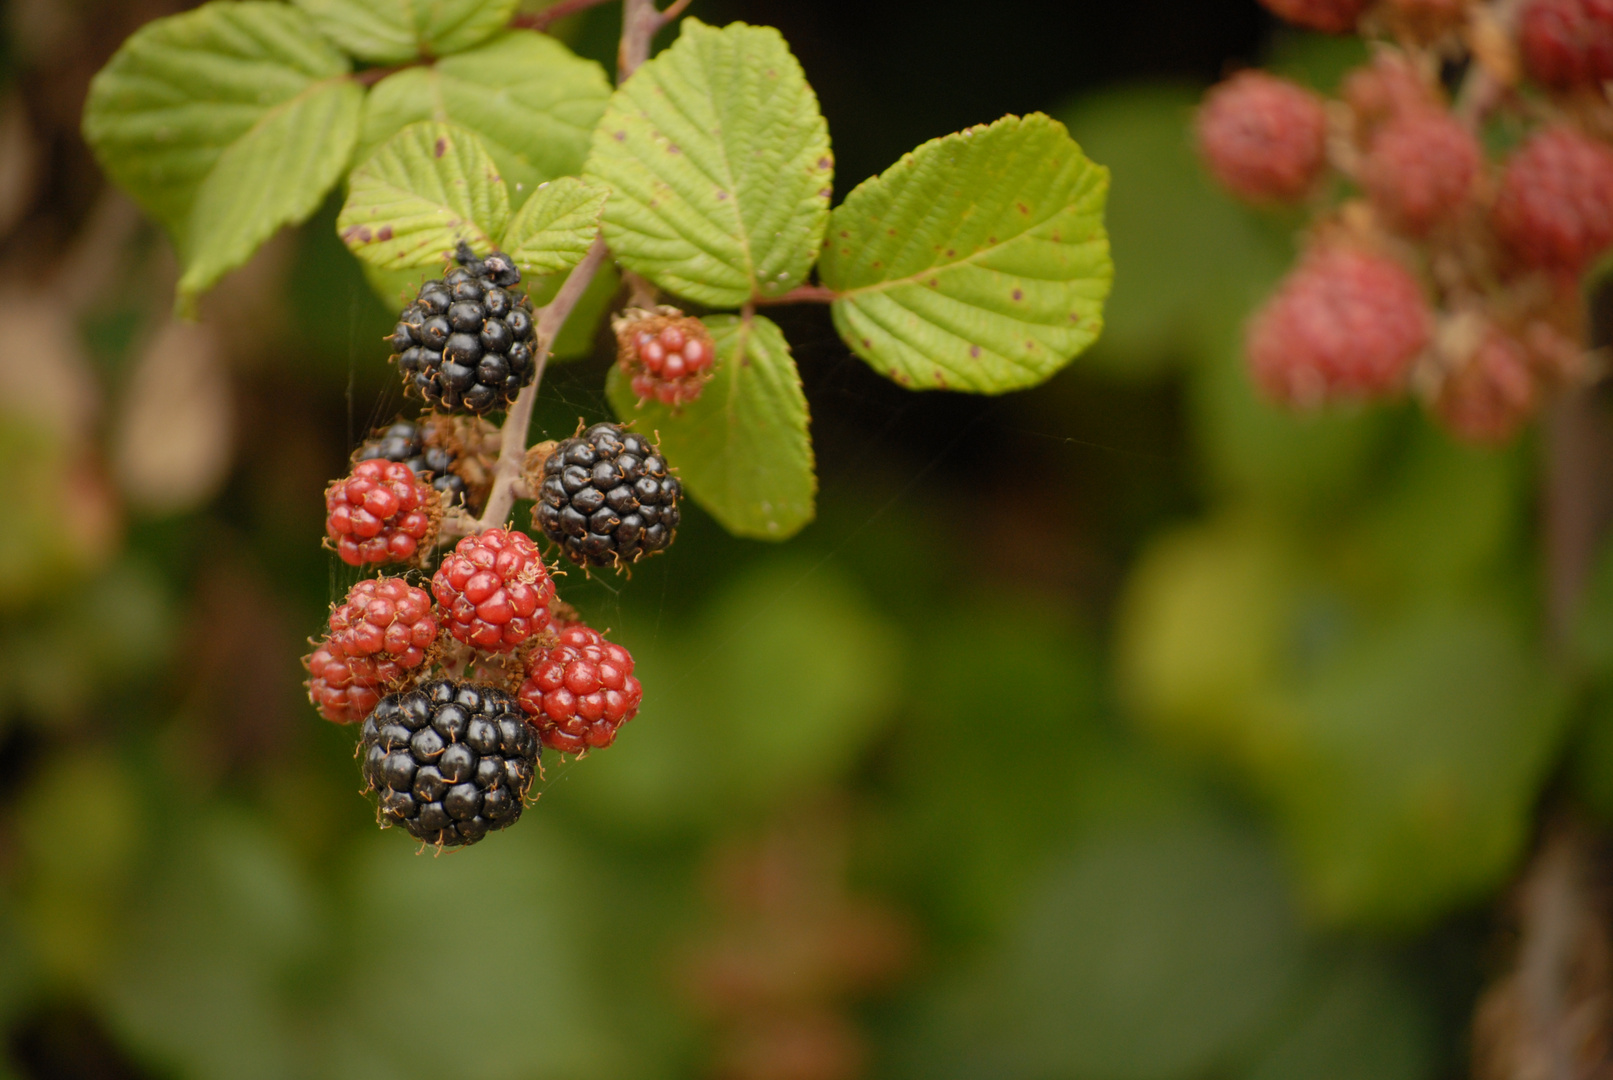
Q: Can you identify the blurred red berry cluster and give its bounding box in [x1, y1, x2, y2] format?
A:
[1195, 0, 1610, 443]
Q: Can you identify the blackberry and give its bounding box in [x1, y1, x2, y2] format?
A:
[357, 420, 470, 507]
[324, 459, 439, 566]
[431, 527, 555, 652]
[613, 308, 715, 407]
[1493, 127, 1613, 276]
[305, 643, 381, 724]
[360, 679, 540, 847]
[1360, 110, 1480, 235]
[1519, 0, 1613, 90]
[1246, 246, 1430, 406]
[1195, 71, 1329, 204]
[519, 623, 643, 754]
[388, 243, 539, 415]
[533, 423, 682, 568]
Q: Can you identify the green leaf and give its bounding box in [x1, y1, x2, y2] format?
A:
[337, 121, 509, 270]
[501, 176, 607, 277]
[584, 19, 833, 308]
[1053, 86, 1290, 379]
[818, 112, 1112, 393]
[1268, 602, 1568, 928]
[359, 31, 611, 206]
[606, 313, 814, 539]
[178, 80, 362, 304]
[82, 2, 358, 293]
[291, 0, 517, 64]
[1245, 952, 1433, 1080]
[905, 811, 1305, 1080]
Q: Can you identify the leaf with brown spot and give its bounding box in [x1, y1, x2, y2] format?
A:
[336, 120, 509, 272]
[819, 113, 1111, 393]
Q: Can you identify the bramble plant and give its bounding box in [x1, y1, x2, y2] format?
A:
[81, 0, 1114, 846]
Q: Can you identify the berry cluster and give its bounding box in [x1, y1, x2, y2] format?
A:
[1197, 0, 1605, 442]
[306, 238, 681, 847]
[307, 516, 649, 844]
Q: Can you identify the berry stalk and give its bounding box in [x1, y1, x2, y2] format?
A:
[458, 236, 611, 535]
[455, 0, 680, 536]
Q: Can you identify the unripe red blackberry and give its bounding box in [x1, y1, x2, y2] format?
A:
[1342, 54, 1440, 134]
[613, 308, 715, 407]
[518, 623, 642, 754]
[532, 423, 682, 569]
[431, 527, 555, 652]
[1360, 110, 1480, 235]
[1258, 0, 1372, 32]
[356, 420, 470, 508]
[1434, 326, 1538, 445]
[324, 459, 439, 566]
[1247, 246, 1431, 406]
[328, 577, 438, 671]
[360, 679, 540, 847]
[1518, 0, 1613, 90]
[1493, 127, 1613, 277]
[389, 244, 539, 415]
[1196, 71, 1329, 204]
[305, 643, 382, 724]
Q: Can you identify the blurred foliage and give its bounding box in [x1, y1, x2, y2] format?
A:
[2, 3, 1606, 1080]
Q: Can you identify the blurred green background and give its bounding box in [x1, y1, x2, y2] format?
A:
[1, 0, 1608, 1077]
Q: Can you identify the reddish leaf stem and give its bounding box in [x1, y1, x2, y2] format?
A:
[511, 0, 617, 32]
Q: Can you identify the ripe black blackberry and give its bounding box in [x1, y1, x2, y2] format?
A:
[359, 679, 541, 847]
[356, 420, 470, 507]
[388, 243, 538, 415]
[533, 422, 682, 568]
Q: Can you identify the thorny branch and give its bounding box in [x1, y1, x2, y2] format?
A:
[452, 0, 687, 536]
[465, 237, 611, 532]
